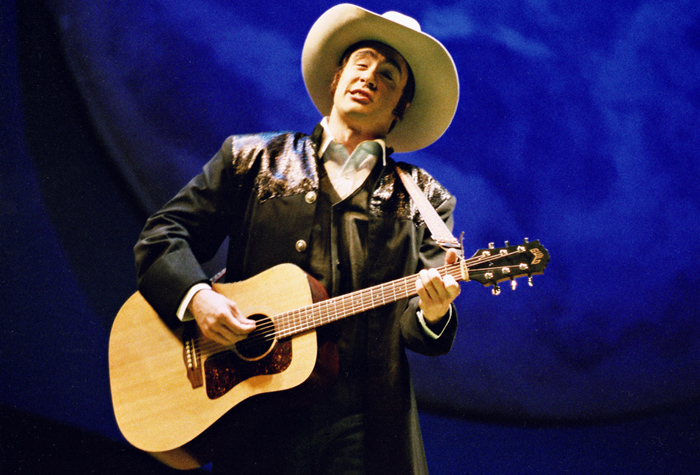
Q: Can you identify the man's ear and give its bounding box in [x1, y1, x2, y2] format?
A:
[389, 102, 410, 132]
[393, 101, 411, 119]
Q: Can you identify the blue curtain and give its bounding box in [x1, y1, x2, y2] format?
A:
[4, 0, 700, 438]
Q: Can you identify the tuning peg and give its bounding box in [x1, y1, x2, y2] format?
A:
[528, 276, 534, 287]
[504, 240, 510, 247]
[488, 242, 495, 249]
[492, 284, 501, 296]
[510, 279, 517, 291]
[524, 237, 529, 243]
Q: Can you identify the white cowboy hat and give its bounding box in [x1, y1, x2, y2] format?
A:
[302, 4, 459, 153]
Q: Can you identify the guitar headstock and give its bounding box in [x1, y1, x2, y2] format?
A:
[466, 239, 549, 295]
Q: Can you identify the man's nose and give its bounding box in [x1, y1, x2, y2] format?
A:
[361, 71, 377, 90]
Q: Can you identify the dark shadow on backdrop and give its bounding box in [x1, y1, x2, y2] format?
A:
[17, 0, 146, 326]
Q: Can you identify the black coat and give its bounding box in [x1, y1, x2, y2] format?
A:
[134, 129, 459, 474]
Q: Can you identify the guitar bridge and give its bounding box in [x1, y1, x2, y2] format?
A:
[182, 324, 203, 389]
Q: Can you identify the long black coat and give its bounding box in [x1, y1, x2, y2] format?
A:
[134, 129, 459, 474]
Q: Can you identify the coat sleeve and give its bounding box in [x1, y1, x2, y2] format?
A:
[133, 136, 248, 322]
[400, 193, 459, 356]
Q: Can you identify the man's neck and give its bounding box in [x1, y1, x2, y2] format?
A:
[319, 118, 387, 167]
[326, 113, 386, 155]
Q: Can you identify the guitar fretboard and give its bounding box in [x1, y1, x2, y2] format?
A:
[274, 261, 466, 339]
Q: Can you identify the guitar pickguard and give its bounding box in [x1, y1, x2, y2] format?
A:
[203, 339, 292, 399]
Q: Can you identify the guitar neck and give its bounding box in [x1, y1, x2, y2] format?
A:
[273, 260, 466, 339]
[272, 239, 549, 339]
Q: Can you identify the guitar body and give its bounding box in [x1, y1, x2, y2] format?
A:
[108, 264, 320, 467]
[109, 240, 549, 470]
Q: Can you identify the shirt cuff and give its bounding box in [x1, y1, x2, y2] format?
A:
[176, 283, 212, 322]
[417, 306, 453, 340]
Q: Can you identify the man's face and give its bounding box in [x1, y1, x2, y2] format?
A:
[331, 44, 410, 137]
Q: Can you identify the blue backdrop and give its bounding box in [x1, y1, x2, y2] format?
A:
[2, 0, 700, 473]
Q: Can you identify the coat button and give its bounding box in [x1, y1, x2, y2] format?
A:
[305, 191, 317, 204]
[295, 240, 307, 253]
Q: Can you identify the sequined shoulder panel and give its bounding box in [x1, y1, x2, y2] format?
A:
[230, 132, 319, 202]
[370, 161, 453, 226]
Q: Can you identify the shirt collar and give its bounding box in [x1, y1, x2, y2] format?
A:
[318, 117, 387, 166]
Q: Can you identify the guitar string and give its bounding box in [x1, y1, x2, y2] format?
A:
[201, 265, 468, 361]
[201, 267, 532, 363]
[190, 250, 535, 356]
[199, 265, 528, 361]
[195, 257, 532, 358]
[195, 261, 472, 357]
[194, 261, 532, 358]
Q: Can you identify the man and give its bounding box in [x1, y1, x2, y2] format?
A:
[134, 4, 461, 474]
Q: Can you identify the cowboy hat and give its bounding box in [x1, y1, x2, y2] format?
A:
[302, 4, 459, 153]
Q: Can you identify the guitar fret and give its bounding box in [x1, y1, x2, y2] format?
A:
[274, 258, 512, 340]
[279, 274, 415, 338]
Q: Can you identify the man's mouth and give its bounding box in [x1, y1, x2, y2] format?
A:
[349, 88, 372, 103]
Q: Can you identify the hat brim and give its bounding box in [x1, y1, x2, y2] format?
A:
[302, 4, 459, 153]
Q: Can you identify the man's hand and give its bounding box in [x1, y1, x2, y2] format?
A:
[416, 248, 461, 324]
[188, 288, 256, 346]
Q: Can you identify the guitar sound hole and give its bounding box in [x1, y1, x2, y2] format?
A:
[234, 314, 276, 361]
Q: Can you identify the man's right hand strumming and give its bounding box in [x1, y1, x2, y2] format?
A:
[188, 288, 256, 346]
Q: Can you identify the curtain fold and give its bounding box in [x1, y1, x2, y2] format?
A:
[15, 0, 700, 420]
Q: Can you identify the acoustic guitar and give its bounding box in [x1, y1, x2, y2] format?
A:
[109, 240, 548, 468]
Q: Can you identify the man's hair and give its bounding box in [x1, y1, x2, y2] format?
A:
[329, 41, 415, 126]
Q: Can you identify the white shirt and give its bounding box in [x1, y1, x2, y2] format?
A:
[318, 117, 386, 200]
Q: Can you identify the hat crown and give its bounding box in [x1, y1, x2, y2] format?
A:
[381, 11, 422, 32]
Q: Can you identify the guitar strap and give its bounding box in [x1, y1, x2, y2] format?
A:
[396, 166, 461, 250]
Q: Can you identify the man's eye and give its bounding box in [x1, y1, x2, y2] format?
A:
[380, 70, 397, 82]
